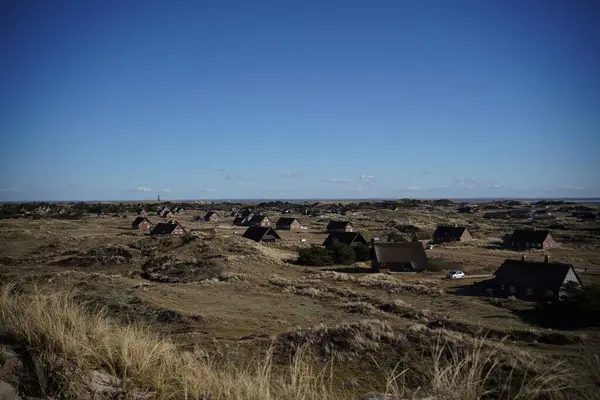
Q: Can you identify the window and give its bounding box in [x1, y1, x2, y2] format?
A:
[500, 285, 505, 290]
[510, 286, 516, 294]
[526, 288, 533, 296]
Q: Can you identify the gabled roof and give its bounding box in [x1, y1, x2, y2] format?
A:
[433, 225, 469, 239]
[509, 229, 552, 244]
[233, 217, 246, 225]
[410, 231, 432, 240]
[277, 217, 300, 225]
[323, 232, 368, 247]
[151, 221, 184, 235]
[242, 227, 281, 242]
[205, 211, 220, 218]
[248, 215, 270, 224]
[327, 220, 353, 230]
[131, 216, 152, 228]
[372, 242, 429, 271]
[494, 259, 581, 292]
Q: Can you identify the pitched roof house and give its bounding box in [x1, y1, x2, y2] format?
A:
[326, 221, 355, 233]
[322, 232, 368, 249]
[493, 256, 582, 300]
[276, 218, 303, 230]
[504, 229, 556, 250]
[150, 221, 186, 236]
[158, 206, 171, 217]
[233, 217, 248, 226]
[432, 226, 472, 243]
[242, 227, 281, 243]
[131, 217, 153, 230]
[204, 211, 221, 222]
[371, 242, 429, 272]
[248, 215, 272, 227]
[137, 208, 148, 217]
[410, 231, 432, 243]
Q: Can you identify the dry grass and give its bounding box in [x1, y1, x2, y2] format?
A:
[0, 283, 592, 399]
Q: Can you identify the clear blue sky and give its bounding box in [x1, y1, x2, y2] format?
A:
[1, 0, 599, 201]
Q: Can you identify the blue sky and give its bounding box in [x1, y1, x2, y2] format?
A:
[1, 0, 599, 201]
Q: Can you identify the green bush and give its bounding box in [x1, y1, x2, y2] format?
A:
[297, 246, 334, 266]
[387, 231, 407, 242]
[330, 241, 356, 265]
[535, 284, 600, 328]
[353, 243, 371, 262]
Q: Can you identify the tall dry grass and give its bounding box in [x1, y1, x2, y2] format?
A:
[0, 283, 588, 399]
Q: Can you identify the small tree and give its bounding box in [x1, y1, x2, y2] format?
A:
[353, 243, 371, 262]
[330, 241, 356, 265]
[536, 284, 600, 328]
[297, 246, 333, 266]
[387, 231, 407, 242]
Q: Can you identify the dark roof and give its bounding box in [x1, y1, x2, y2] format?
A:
[372, 242, 429, 271]
[233, 217, 246, 225]
[242, 227, 281, 242]
[410, 231, 432, 240]
[248, 215, 270, 224]
[509, 229, 552, 244]
[205, 211, 220, 218]
[323, 232, 368, 248]
[277, 217, 299, 225]
[327, 221, 353, 230]
[131, 217, 151, 228]
[433, 225, 469, 239]
[151, 221, 183, 235]
[494, 259, 581, 292]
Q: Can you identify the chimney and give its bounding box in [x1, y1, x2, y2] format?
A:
[544, 255, 550, 263]
[521, 254, 527, 261]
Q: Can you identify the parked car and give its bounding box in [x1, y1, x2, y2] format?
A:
[446, 270, 465, 279]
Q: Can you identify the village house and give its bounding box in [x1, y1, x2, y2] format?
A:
[492, 256, 582, 301]
[242, 227, 281, 243]
[137, 208, 148, 217]
[248, 215, 272, 228]
[322, 231, 368, 249]
[150, 221, 186, 236]
[371, 242, 429, 273]
[204, 211, 221, 222]
[131, 217, 153, 231]
[233, 217, 248, 226]
[276, 217, 303, 230]
[157, 206, 172, 218]
[458, 205, 476, 214]
[504, 229, 556, 250]
[326, 221, 355, 233]
[97, 211, 106, 218]
[432, 225, 472, 243]
[410, 231, 432, 245]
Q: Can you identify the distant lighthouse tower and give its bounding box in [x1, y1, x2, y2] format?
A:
[157, 193, 161, 202]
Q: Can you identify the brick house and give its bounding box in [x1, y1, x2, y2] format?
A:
[276, 218, 303, 230]
[248, 215, 272, 227]
[204, 211, 221, 222]
[492, 256, 582, 301]
[150, 221, 186, 236]
[504, 229, 556, 250]
[322, 232, 368, 249]
[432, 226, 472, 243]
[326, 221, 355, 233]
[243, 227, 281, 243]
[131, 217, 153, 231]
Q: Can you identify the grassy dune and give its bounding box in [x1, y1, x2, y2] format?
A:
[0, 283, 591, 400]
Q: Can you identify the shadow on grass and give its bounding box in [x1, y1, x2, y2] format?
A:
[324, 266, 373, 274]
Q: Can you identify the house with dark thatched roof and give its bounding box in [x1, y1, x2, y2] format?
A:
[322, 232, 368, 249]
[242, 227, 281, 243]
[131, 217, 153, 231]
[150, 221, 186, 236]
[492, 256, 581, 300]
[432, 226, 472, 243]
[371, 242, 429, 272]
[504, 229, 556, 250]
[326, 221, 355, 233]
[276, 218, 303, 230]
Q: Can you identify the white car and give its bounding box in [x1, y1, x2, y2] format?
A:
[446, 270, 465, 279]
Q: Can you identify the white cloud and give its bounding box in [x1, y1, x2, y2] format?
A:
[452, 178, 484, 189]
[358, 174, 375, 185]
[280, 172, 304, 179]
[136, 186, 152, 192]
[163, 188, 171, 192]
[225, 173, 248, 181]
[199, 188, 217, 192]
[325, 178, 351, 184]
[0, 187, 19, 193]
